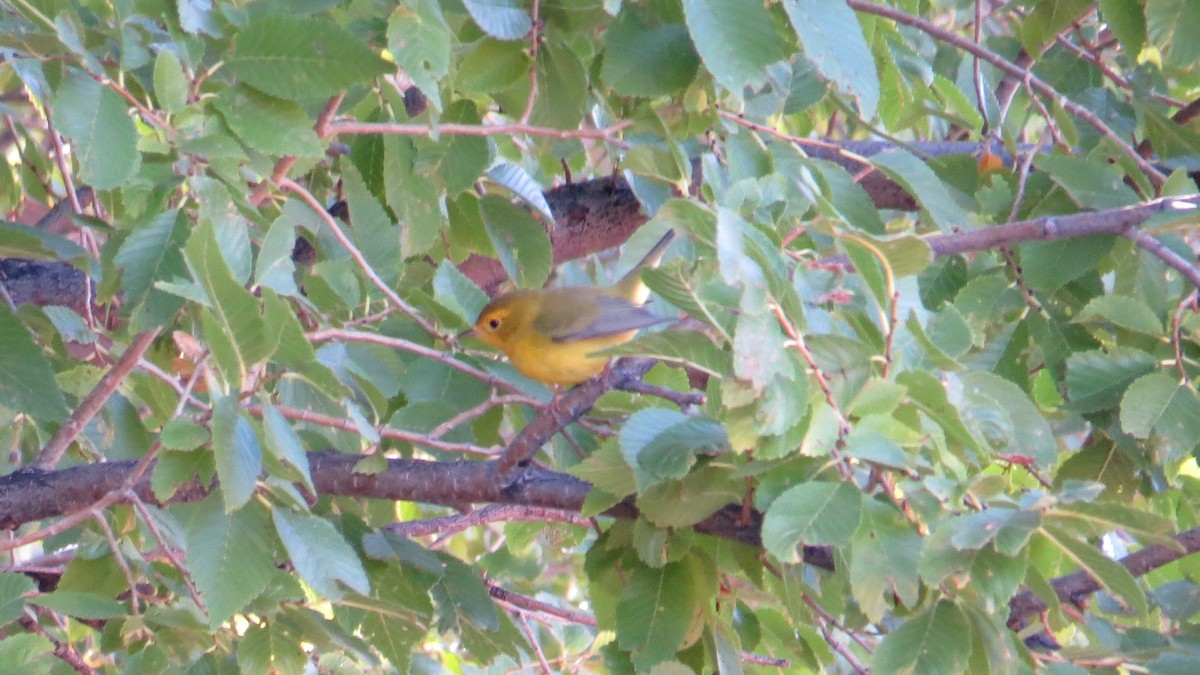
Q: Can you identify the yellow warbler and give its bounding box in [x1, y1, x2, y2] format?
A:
[466, 229, 676, 385]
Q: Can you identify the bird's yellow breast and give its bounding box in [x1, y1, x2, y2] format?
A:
[500, 326, 636, 386]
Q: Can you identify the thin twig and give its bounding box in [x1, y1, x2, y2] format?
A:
[487, 579, 597, 626]
[1171, 291, 1198, 380]
[18, 612, 98, 675]
[847, 0, 1168, 186]
[278, 178, 444, 339]
[614, 379, 705, 409]
[249, 93, 343, 206]
[245, 403, 495, 456]
[514, 612, 554, 675]
[427, 394, 540, 440]
[92, 513, 140, 615]
[35, 329, 162, 469]
[308, 327, 520, 394]
[1121, 227, 1200, 290]
[518, 0, 542, 125]
[87, 72, 172, 132]
[770, 304, 853, 478]
[40, 105, 82, 216]
[804, 594, 876, 657]
[494, 358, 656, 476]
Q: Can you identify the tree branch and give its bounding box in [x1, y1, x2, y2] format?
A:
[35, 329, 161, 469]
[0, 449, 833, 569]
[1008, 527, 1200, 628]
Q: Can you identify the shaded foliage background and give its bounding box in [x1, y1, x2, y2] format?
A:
[2, 0, 1200, 672]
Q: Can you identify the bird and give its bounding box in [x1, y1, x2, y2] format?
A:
[464, 229, 676, 386]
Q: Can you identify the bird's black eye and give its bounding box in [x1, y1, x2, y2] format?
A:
[488, 318, 501, 329]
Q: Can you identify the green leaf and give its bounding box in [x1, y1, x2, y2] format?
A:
[641, 264, 734, 340]
[210, 396, 263, 512]
[781, 0, 879, 118]
[762, 481, 862, 562]
[0, 573, 35, 625]
[1064, 347, 1157, 413]
[638, 466, 743, 528]
[254, 215, 300, 297]
[1039, 525, 1147, 614]
[431, 556, 501, 636]
[875, 235, 934, 279]
[185, 220, 271, 383]
[870, 150, 972, 233]
[1021, 0, 1094, 51]
[1120, 371, 1200, 456]
[486, 161, 554, 225]
[227, 16, 390, 101]
[567, 439, 637, 500]
[616, 560, 705, 670]
[273, 509, 370, 600]
[238, 621, 307, 675]
[962, 372, 1057, 466]
[1047, 502, 1176, 546]
[1022, 234, 1113, 291]
[213, 86, 323, 157]
[30, 591, 125, 619]
[842, 428, 928, 471]
[359, 565, 435, 671]
[604, 331, 730, 377]
[620, 408, 729, 490]
[153, 49, 188, 113]
[897, 370, 981, 452]
[1075, 295, 1164, 335]
[1034, 154, 1139, 209]
[261, 404, 315, 493]
[1099, 0, 1147, 56]
[527, 38, 588, 129]
[0, 301, 68, 422]
[384, 136, 443, 257]
[387, 0, 451, 112]
[161, 419, 209, 450]
[342, 163, 401, 286]
[681, 0, 788, 93]
[183, 497, 275, 629]
[872, 600, 972, 674]
[50, 68, 139, 189]
[1146, 0, 1200, 69]
[455, 39, 530, 94]
[421, 100, 490, 195]
[433, 261, 489, 324]
[601, 7, 699, 97]
[732, 309, 786, 392]
[945, 508, 1039, 554]
[115, 209, 188, 322]
[0, 220, 87, 261]
[362, 531, 445, 576]
[478, 194, 552, 288]
[462, 0, 531, 40]
[850, 501, 921, 622]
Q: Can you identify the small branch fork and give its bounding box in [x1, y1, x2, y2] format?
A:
[34, 329, 161, 470]
[846, 0, 1168, 187]
[486, 580, 790, 669]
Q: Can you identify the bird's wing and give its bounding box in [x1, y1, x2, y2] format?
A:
[536, 294, 669, 342]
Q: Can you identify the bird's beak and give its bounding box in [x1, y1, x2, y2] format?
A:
[457, 327, 475, 340]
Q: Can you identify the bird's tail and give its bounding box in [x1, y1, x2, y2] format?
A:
[615, 229, 676, 305]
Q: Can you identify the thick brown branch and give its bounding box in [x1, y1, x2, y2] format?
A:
[1008, 527, 1200, 628]
[0, 450, 832, 569]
